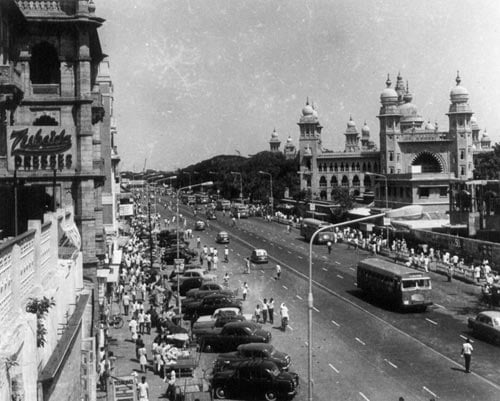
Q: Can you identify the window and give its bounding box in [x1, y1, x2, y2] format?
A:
[389, 167, 395, 174]
[30, 42, 60, 84]
[460, 149, 465, 160]
[460, 165, 465, 176]
[397, 153, 400, 162]
[406, 187, 411, 198]
[419, 188, 429, 198]
[389, 151, 394, 161]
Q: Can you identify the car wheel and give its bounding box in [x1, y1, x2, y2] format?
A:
[214, 386, 227, 399]
[264, 390, 278, 401]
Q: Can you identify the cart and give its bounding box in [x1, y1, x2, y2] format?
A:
[177, 377, 212, 401]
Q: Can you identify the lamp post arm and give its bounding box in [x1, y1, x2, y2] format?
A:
[307, 212, 386, 401]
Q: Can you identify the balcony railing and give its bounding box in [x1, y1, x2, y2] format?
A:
[398, 132, 451, 142]
[32, 84, 60, 95]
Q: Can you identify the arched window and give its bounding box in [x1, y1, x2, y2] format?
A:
[362, 163, 366, 172]
[330, 176, 338, 187]
[30, 42, 60, 84]
[374, 162, 378, 173]
[363, 175, 372, 189]
[356, 162, 360, 171]
[351, 162, 355, 171]
[341, 175, 349, 187]
[334, 163, 338, 172]
[412, 152, 442, 173]
[329, 163, 333, 172]
[340, 163, 344, 172]
[33, 115, 58, 126]
[320, 190, 327, 200]
[352, 175, 360, 187]
[319, 176, 327, 187]
[367, 162, 371, 172]
[318, 163, 322, 172]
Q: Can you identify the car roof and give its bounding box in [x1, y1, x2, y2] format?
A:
[204, 293, 231, 300]
[218, 231, 228, 235]
[478, 311, 500, 318]
[237, 343, 273, 352]
[224, 320, 256, 329]
[253, 249, 267, 254]
[184, 268, 205, 274]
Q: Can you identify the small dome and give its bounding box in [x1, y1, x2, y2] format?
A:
[380, 74, 398, 104]
[403, 91, 413, 103]
[361, 122, 370, 136]
[399, 102, 419, 117]
[271, 128, 278, 139]
[424, 121, 435, 131]
[347, 116, 356, 128]
[88, 0, 96, 13]
[450, 72, 469, 103]
[481, 130, 490, 142]
[286, 135, 293, 144]
[470, 116, 477, 123]
[302, 100, 314, 116]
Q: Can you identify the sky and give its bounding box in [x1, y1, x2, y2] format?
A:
[96, 0, 500, 172]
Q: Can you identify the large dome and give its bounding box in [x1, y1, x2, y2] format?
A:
[302, 101, 314, 116]
[380, 75, 398, 104]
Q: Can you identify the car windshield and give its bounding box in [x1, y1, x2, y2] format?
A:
[401, 279, 430, 290]
[492, 318, 500, 326]
[255, 250, 266, 256]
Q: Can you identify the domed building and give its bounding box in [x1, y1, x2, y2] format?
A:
[297, 72, 493, 217]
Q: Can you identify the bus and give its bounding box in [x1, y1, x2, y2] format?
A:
[181, 194, 196, 205]
[195, 193, 209, 204]
[216, 199, 231, 211]
[299, 218, 334, 244]
[357, 258, 432, 311]
[231, 203, 249, 218]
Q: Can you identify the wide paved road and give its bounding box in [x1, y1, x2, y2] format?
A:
[170, 202, 500, 401]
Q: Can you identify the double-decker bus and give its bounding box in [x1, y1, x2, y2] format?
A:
[230, 203, 249, 218]
[195, 192, 210, 204]
[357, 258, 432, 311]
[299, 218, 334, 244]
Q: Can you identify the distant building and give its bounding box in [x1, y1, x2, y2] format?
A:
[298, 72, 492, 213]
[268, 128, 297, 159]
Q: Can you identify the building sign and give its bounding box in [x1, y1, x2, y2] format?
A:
[119, 204, 134, 216]
[7, 126, 76, 171]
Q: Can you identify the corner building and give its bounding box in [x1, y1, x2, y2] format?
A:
[299, 73, 491, 213]
[0, 0, 106, 273]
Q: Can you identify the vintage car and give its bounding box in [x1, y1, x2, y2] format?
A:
[183, 294, 242, 320]
[206, 210, 217, 220]
[215, 343, 291, 372]
[198, 321, 271, 353]
[250, 248, 268, 264]
[191, 307, 252, 331]
[185, 282, 237, 300]
[468, 310, 500, 345]
[194, 220, 206, 231]
[170, 268, 217, 286]
[216, 231, 230, 244]
[212, 360, 298, 401]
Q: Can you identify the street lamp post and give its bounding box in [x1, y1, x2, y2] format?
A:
[307, 213, 385, 401]
[366, 172, 390, 243]
[258, 170, 273, 216]
[176, 181, 213, 323]
[230, 171, 243, 200]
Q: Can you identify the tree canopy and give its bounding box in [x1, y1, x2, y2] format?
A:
[474, 143, 500, 180]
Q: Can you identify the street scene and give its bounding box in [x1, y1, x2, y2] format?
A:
[1, 1, 500, 401]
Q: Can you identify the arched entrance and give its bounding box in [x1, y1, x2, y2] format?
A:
[412, 152, 443, 173]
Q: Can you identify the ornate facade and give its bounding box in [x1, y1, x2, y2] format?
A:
[268, 128, 297, 159]
[299, 73, 492, 212]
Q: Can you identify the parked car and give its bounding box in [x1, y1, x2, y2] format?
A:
[185, 282, 237, 300]
[215, 343, 291, 372]
[198, 321, 270, 352]
[170, 268, 217, 286]
[177, 277, 204, 296]
[216, 231, 230, 244]
[194, 220, 206, 231]
[468, 310, 500, 345]
[212, 360, 298, 401]
[250, 248, 268, 264]
[183, 294, 242, 321]
[192, 312, 247, 338]
[191, 307, 253, 332]
[162, 246, 197, 265]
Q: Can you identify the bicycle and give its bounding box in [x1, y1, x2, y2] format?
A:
[108, 314, 124, 329]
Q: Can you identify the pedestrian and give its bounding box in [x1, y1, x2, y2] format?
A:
[135, 334, 145, 360]
[224, 245, 229, 263]
[287, 224, 291, 234]
[137, 376, 150, 401]
[145, 310, 151, 335]
[232, 217, 236, 226]
[268, 297, 275, 324]
[164, 369, 176, 400]
[223, 272, 230, 287]
[245, 257, 250, 274]
[138, 310, 145, 334]
[276, 264, 281, 280]
[254, 304, 262, 323]
[261, 298, 268, 324]
[197, 236, 201, 249]
[461, 338, 473, 373]
[123, 292, 130, 315]
[129, 317, 138, 341]
[242, 282, 248, 301]
[327, 240, 332, 255]
[138, 345, 148, 372]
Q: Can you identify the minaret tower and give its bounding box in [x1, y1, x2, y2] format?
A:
[447, 72, 474, 179]
[269, 128, 281, 153]
[298, 99, 323, 191]
[377, 74, 401, 175]
[344, 115, 360, 152]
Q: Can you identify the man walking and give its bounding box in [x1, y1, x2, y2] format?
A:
[327, 240, 332, 255]
[122, 292, 130, 316]
[224, 246, 229, 263]
[461, 338, 473, 373]
[276, 264, 281, 280]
